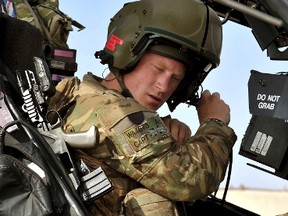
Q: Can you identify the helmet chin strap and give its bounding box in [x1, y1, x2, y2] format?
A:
[111, 67, 134, 98]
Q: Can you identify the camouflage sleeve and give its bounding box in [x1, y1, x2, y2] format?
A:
[48, 76, 80, 112]
[61, 74, 237, 202]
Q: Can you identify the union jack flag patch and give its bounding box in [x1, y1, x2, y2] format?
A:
[2, 0, 16, 17]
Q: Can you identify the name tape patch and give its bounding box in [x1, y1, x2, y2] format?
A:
[123, 115, 168, 152]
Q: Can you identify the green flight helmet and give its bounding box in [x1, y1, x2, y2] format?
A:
[95, 0, 223, 111]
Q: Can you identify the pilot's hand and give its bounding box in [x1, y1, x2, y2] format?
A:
[196, 89, 231, 125]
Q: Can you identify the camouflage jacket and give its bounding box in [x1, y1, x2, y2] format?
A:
[48, 72, 237, 215]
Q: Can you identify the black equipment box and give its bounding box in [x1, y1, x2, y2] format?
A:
[239, 70, 288, 180]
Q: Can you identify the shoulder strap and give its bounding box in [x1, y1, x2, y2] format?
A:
[0, 60, 22, 100]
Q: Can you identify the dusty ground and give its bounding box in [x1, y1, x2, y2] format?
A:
[216, 188, 288, 216]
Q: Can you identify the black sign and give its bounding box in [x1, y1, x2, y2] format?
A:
[248, 70, 288, 119]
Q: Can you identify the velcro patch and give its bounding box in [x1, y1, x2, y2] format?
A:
[123, 115, 168, 152]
